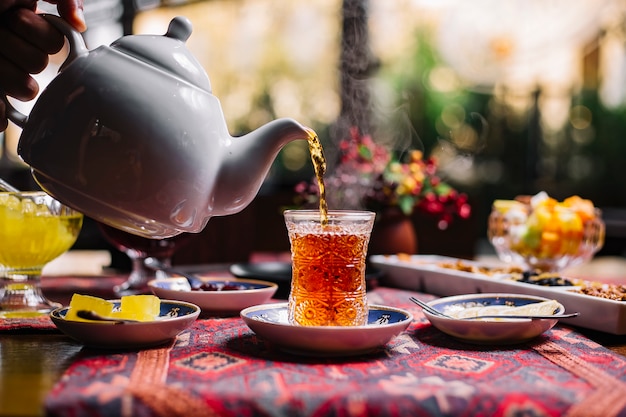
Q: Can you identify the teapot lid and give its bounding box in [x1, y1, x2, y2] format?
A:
[110, 16, 212, 92]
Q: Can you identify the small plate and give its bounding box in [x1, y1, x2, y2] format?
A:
[422, 293, 565, 345]
[241, 303, 413, 356]
[149, 278, 278, 313]
[50, 300, 200, 349]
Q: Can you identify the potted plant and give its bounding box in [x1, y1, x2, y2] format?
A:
[295, 127, 472, 253]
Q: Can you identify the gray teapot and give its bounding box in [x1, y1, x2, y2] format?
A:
[4, 15, 312, 238]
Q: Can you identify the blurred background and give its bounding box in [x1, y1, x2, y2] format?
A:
[2, 0, 626, 266]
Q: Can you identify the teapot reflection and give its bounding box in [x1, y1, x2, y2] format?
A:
[5, 15, 314, 239]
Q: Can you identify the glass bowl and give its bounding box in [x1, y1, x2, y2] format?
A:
[487, 198, 605, 272]
[0, 191, 83, 315]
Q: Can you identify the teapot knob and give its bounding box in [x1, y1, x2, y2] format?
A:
[165, 16, 193, 42]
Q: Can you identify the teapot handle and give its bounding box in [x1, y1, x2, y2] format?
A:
[2, 13, 89, 128]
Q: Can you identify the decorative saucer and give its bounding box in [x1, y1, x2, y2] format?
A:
[148, 277, 277, 314]
[241, 303, 412, 356]
[50, 299, 200, 349]
[422, 293, 566, 344]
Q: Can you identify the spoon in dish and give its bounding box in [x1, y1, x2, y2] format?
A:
[409, 297, 579, 320]
[143, 257, 203, 288]
[409, 296, 447, 317]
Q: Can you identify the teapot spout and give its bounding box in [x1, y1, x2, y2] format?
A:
[215, 118, 312, 214]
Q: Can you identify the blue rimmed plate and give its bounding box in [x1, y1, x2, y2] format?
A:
[149, 277, 277, 313]
[241, 303, 413, 356]
[50, 299, 200, 349]
[423, 293, 566, 344]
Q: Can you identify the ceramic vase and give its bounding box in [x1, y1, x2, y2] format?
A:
[368, 208, 418, 255]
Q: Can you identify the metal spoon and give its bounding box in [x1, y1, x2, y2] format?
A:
[75, 310, 140, 324]
[143, 257, 203, 288]
[409, 297, 579, 321]
[0, 178, 20, 192]
[409, 297, 447, 317]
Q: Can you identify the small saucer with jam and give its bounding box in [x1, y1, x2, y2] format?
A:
[148, 277, 277, 314]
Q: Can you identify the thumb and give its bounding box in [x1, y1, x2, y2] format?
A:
[54, 0, 86, 32]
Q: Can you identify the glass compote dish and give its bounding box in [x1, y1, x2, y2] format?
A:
[487, 193, 605, 273]
[97, 223, 192, 296]
[0, 191, 83, 316]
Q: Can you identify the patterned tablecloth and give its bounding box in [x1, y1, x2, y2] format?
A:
[34, 286, 626, 417]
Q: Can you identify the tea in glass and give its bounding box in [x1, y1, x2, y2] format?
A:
[284, 210, 375, 326]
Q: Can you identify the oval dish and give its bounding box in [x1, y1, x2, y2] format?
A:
[50, 299, 200, 349]
[423, 293, 566, 344]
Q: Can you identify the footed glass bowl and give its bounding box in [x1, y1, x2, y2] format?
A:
[488, 202, 605, 272]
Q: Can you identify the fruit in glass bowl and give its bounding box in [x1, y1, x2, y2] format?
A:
[488, 192, 605, 272]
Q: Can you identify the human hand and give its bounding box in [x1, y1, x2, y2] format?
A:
[0, 0, 86, 131]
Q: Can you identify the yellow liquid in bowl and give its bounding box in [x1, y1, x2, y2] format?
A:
[0, 199, 83, 270]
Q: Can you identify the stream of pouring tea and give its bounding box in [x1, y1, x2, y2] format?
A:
[305, 127, 328, 225]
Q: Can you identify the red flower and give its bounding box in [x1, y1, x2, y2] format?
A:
[295, 128, 471, 230]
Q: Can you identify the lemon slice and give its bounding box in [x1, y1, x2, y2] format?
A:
[111, 295, 160, 322]
[65, 294, 161, 322]
[66, 294, 114, 322]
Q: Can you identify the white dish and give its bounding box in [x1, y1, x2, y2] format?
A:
[422, 293, 565, 344]
[149, 277, 278, 314]
[370, 254, 516, 295]
[370, 254, 626, 335]
[50, 300, 200, 349]
[241, 303, 413, 356]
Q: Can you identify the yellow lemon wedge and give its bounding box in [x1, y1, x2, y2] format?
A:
[65, 294, 161, 322]
[66, 294, 114, 322]
[110, 295, 161, 322]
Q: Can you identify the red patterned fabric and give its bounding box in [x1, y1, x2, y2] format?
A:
[0, 314, 55, 331]
[45, 287, 626, 417]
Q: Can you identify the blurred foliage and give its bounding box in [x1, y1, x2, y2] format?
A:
[376, 26, 626, 240]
